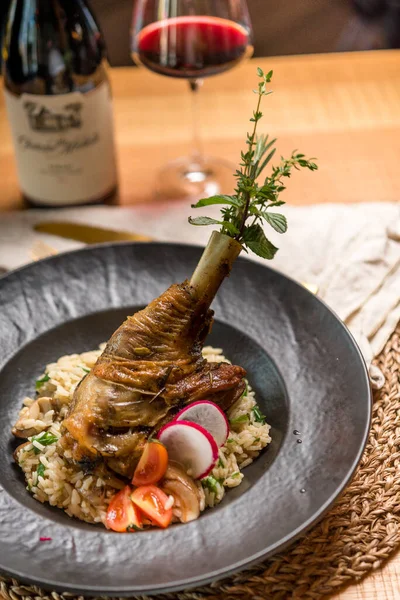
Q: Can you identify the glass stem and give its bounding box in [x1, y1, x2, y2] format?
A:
[189, 79, 204, 166]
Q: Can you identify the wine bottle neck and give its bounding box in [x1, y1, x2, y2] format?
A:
[3, 0, 108, 95]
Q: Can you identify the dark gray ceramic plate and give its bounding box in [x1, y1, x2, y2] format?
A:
[0, 243, 371, 596]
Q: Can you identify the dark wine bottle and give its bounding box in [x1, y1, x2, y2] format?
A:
[2, 0, 118, 207]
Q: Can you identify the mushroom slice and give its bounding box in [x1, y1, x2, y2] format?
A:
[13, 441, 31, 462]
[160, 461, 200, 523]
[12, 397, 55, 438]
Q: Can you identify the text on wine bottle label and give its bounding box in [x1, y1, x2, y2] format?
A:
[4, 82, 117, 206]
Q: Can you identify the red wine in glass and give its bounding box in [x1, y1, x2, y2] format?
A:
[131, 0, 253, 199]
[135, 16, 252, 79]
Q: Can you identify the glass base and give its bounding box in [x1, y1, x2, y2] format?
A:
[155, 155, 236, 199]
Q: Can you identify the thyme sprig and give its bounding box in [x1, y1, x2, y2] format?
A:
[189, 68, 318, 259]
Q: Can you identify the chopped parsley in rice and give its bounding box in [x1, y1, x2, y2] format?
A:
[13, 345, 271, 526]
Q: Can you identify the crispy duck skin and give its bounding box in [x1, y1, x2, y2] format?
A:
[61, 280, 246, 477]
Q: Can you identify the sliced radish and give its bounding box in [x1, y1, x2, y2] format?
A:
[174, 400, 229, 447]
[157, 421, 218, 479]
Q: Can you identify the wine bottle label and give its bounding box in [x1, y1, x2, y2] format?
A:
[4, 82, 117, 206]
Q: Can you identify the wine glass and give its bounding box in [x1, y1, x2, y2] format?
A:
[131, 0, 253, 199]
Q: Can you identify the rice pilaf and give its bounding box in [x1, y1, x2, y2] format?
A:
[14, 345, 271, 527]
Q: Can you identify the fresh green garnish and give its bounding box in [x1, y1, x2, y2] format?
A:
[32, 431, 58, 445]
[231, 471, 241, 479]
[254, 437, 261, 442]
[81, 366, 91, 373]
[35, 373, 50, 390]
[230, 414, 249, 425]
[189, 68, 317, 259]
[202, 475, 223, 493]
[241, 380, 249, 398]
[37, 463, 46, 478]
[31, 431, 58, 454]
[126, 524, 143, 532]
[227, 437, 235, 444]
[252, 405, 266, 424]
[217, 457, 224, 468]
[26, 483, 32, 492]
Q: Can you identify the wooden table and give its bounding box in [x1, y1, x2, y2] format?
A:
[1, 50, 400, 599]
[1, 50, 400, 210]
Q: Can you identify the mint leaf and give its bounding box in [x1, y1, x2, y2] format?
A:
[188, 216, 238, 236]
[188, 216, 221, 227]
[191, 195, 240, 208]
[262, 212, 287, 234]
[267, 200, 285, 207]
[221, 222, 239, 236]
[243, 224, 278, 259]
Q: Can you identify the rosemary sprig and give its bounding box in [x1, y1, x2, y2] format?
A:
[189, 68, 318, 259]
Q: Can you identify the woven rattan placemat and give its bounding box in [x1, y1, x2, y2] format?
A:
[1, 325, 399, 600]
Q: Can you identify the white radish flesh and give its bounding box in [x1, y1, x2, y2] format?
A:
[174, 400, 229, 447]
[157, 421, 218, 479]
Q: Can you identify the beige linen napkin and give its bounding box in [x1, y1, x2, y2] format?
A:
[0, 202, 399, 389]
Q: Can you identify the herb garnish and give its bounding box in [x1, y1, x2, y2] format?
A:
[81, 366, 91, 373]
[126, 524, 143, 532]
[252, 405, 266, 424]
[37, 463, 46, 478]
[231, 471, 241, 479]
[230, 414, 249, 426]
[202, 475, 223, 493]
[35, 373, 50, 390]
[31, 431, 58, 454]
[217, 457, 224, 468]
[189, 68, 317, 259]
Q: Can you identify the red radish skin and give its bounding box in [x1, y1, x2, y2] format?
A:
[174, 400, 229, 447]
[157, 420, 218, 479]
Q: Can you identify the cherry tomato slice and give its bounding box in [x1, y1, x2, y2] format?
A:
[131, 485, 173, 529]
[132, 441, 168, 487]
[106, 486, 142, 533]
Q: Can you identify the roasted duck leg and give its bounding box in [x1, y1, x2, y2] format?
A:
[61, 233, 245, 478]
